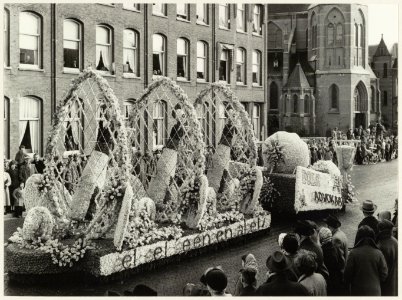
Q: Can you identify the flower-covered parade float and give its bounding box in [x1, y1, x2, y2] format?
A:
[6, 70, 270, 283]
[260, 131, 356, 214]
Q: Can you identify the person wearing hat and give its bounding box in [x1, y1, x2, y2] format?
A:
[280, 233, 301, 280]
[256, 251, 309, 296]
[377, 219, 398, 296]
[294, 221, 324, 270]
[15, 145, 26, 166]
[344, 225, 388, 296]
[200, 266, 231, 296]
[319, 227, 346, 296]
[358, 200, 379, 238]
[233, 253, 258, 296]
[324, 214, 348, 264]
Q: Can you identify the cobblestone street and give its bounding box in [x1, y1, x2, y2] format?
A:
[4, 159, 398, 296]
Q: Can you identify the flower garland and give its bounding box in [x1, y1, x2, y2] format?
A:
[123, 208, 183, 249]
[194, 82, 258, 167]
[342, 173, 358, 203]
[238, 166, 256, 199]
[263, 138, 284, 173]
[197, 209, 245, 231]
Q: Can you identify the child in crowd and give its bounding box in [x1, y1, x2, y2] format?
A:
[12, 182, 25, 218]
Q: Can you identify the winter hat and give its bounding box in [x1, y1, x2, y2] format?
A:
[378, 219, 394, 232]
[319, 227, 332, 245]
[378, 211, 392, 221]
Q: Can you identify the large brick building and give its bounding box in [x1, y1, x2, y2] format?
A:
[266, 4, 383, 136]
[3, 3, 268, 158]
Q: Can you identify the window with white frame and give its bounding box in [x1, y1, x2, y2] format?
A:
[177, 38, 189, 80]
[63, 19, 81, 70]
[153, 34, 166, 76]
[252, 5, 262, 35]
[123, 29, 139, 76]
[219, 49, 230, 83]
[196, 4, 208, 25]
[177, 4, 189, 20]
[219, 4, 230, 29]
[252, 50, 262, 85]
[19, 96, 41, 155]
[96, 25, 113, 74]
[123, 3, 140, 11]
[4, 97, 9, 158]
[197, 41, 208, 81]
[4, 9, 10, 67]
[19, 12, 41, 68]
[153, 3, 167, 16]
[153, 100, 167, 149]
[236, 48, 246, 84]
[237, 4, 246, 32]
[252, 103, 261, 139]
[64, 99, 82, 152]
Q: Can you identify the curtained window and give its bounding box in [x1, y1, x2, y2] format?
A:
[153, 3, 167, 16]
[96, 25, 113, 74]
[252, 5, 262, 35]
[219, 49, 230, 82]
[153, 34, 166, 76]
[4, 9, 10, 67]
[4, 97, 9, 158]
[237, 4, 246, 32]
[196, 4, 208, 25]
[219, 4, 230, 29]
[19, 12, 41, 68]
[64, 19, 81, 70]
[64, 99, 83, 152]
[123, 29, 139, 76]
[197, 41, 208, 81]
[153, 100, 167, 148]
[19, 96, 41, 154]
[252, 50, 262, 86]
[123, 3, 140, 11]
[177, 4, 189, 20]
[252, 104, 261, 139]
[236, 48, 246, 84]
[177, 38, 189, 80]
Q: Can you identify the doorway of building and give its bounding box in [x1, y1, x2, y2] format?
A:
[354, 113, 365, 129]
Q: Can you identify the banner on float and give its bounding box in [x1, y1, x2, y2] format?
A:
[99, 214, 271, 276]
[294, 166, 343, 213]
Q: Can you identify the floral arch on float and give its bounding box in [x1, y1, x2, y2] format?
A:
[6, 72, 271, 281]
[194, 83, 266, 229]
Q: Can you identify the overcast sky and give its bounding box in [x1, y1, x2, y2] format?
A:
[368, 4, 399, 47]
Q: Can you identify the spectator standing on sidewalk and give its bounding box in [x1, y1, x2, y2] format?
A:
[357, 200, 379, 238]
[344, 225, 388, 296]
[200, 267, 232, 296]
[233, 253, 258, 296]
[18, 156, 32, 185]
[12, 182, 25, 218]
[296, 251, 327, 296]
[324, 214, 348, 264]
[32, 153, 46, 174]
[14, 145, 26, 166]
[377, 220, 398, 296]
[4, 164, 12, 214]
[8, 161, 20, 214]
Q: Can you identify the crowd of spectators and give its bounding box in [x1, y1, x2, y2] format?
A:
[306, 123, 398, 166]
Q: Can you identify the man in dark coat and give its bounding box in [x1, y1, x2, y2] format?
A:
[324, 214, 349, 265]
[256, 251, 309, 296]
[14, 145, 26, 166]
[357, 200, 379, 238]
[345, 225, 388, 296]
[18, 156, 32, 185]
[32, 153, 46, 174]
[377, 220, 398, 296]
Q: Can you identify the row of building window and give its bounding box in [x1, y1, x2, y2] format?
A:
[4, 10, 263, 85]
[3, 96, 262, 157]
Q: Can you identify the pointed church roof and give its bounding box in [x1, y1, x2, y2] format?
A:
[285, 62, 310, 88]
[374, 36, 391, 57]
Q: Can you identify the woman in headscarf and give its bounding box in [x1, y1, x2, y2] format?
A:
[344, 225, 388, 295]
[233, 253, 259, 296]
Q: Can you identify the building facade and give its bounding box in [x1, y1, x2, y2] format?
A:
[267, 4, 381, 136]
[369, 37, 398, 131]
[3, 3, 268, 158]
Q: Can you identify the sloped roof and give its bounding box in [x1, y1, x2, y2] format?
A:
[367, 64, 377, 79]
[369, 45, 378, 58]
[392, 58, 398, 69]
[374, 37, 391, 57]
[268, 4, 310, 14]
[285, 62, 310, 88]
